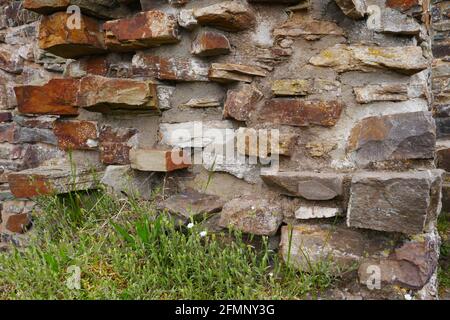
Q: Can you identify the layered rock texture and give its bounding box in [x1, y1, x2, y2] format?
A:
[0, 0, 448, 299]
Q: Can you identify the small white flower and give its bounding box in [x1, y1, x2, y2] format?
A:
[199, 231, 207, 238]
[251, 206, 256, 210]
[187, 223, 194, 229]
[268, 272, 274, 278]
[404, 294, 413, 300]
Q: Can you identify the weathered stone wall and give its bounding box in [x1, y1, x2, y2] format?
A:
[0, 0, 448, 299]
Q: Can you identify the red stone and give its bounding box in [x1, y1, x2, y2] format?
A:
[104, 11, 180, 52]
[99, 126, 138, 165]
[14, 79, 80, 116]
[191, 31, 231, 57]
[256, 99, 343, 127]
[386, 0, 419, 11]
[53, 120, 99, 150]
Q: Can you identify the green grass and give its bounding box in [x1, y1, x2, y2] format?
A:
[0, 189, 339, 300]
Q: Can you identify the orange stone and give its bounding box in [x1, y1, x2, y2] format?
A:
[8, 165, 100, 198]
[38, 12, 106, 58]
[104, 11, 180, 52]
[53, 120, 98, 150]
[14, 78, 80, 116]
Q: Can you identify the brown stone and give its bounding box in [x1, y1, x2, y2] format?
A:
[76, 75, 158, 112]
[386, 0, 419, 11]
[223, 84, 263, 122]
[1, 212, 31, 234]
[273, 12, 345, 38]
[14, 79, 80, 116]
[129, 149, 190, 172]
[158, 189, 225, 223]
[191, 31, 231, 57]
[23, 0, 134, 19]
[193, 1, 256, 32]
[208, 63, 267, 83]
[8, 165, 101, 198]
[218, 196, 283, 236]
[310, 45, 428, 75]
[334, 0, 367, 19]
[132, 53, 209, 82]
[261, 171, 345, 200]
[53, 120, 98, 151]
[359, 236, 439, 290]
[0, 112, 12, 123]
[104, 11, 180, 52]
[280, 224, 395, 271]
[99, 126, 138, 165]
[347, 170, 443, 235]
[347, 111, 436, 166]
[255, 99, 343, 127]
[38, 12, 106, 59]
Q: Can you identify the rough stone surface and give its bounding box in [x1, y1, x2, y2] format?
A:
[159, 189, 225, 223]
[255, 99, 343, 127]
[218, 196, 283, 236]
[15, 79, 80, 116]
[193, 1, 255, 32]
[347, 112, 436, 166]
[191, 31, 231, 57]
[99, 126, 138, 165]
[347, 171, 443, 235]
[23, 0, 134, 19]
[104, 11, 180, 52]
[223, 84, 263, 122]
[261, 171, 345, 200]
[280, 224, 395, 271]
[295, 206, 342, 220]
[53, 120, 98, 150]
[310, 45, 428, 75]
[8, 165, 101, 198]
[359, 234, 439, 290]
[38, 12, 105, 58]
[76, 76, 158, 112]
[130, 149, 190, 172]
[209, 63, 267, 83]
[334, 0, 367, 19]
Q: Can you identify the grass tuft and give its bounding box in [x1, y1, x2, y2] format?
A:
[0, 190, 339, 300]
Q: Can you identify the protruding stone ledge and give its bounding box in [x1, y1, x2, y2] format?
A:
[38, 12, 106, 59]
[209, 63, 267, 83]
[53, 120, 98, 151]
[158, 189, 225, 224]
[280, 224, 397, 271]
[261, 171, 345, 200]
[191, 31, 231, 57]
[104, 11, 180, 52]
[14, 79, 80, 116]
[347, 170, 444, 235]
[193, 1, 256, 32]
[255, 99, 343, 127]
[310, 45, 428, 75]
[129, 149, 190, 172]
[132, 53, 209, 81]
[23, 0, 135, 19]
[76, 75, 158, 112]
[8, 165, 101, 198]
[218, 196, 283, 236]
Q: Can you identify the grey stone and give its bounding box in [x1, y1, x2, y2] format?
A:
[218, 196, 283, 236]
[347, 170, 444, 235]
[261, 171, 345, 200]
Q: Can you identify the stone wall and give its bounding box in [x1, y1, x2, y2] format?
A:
[0, 0, 448, 299]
